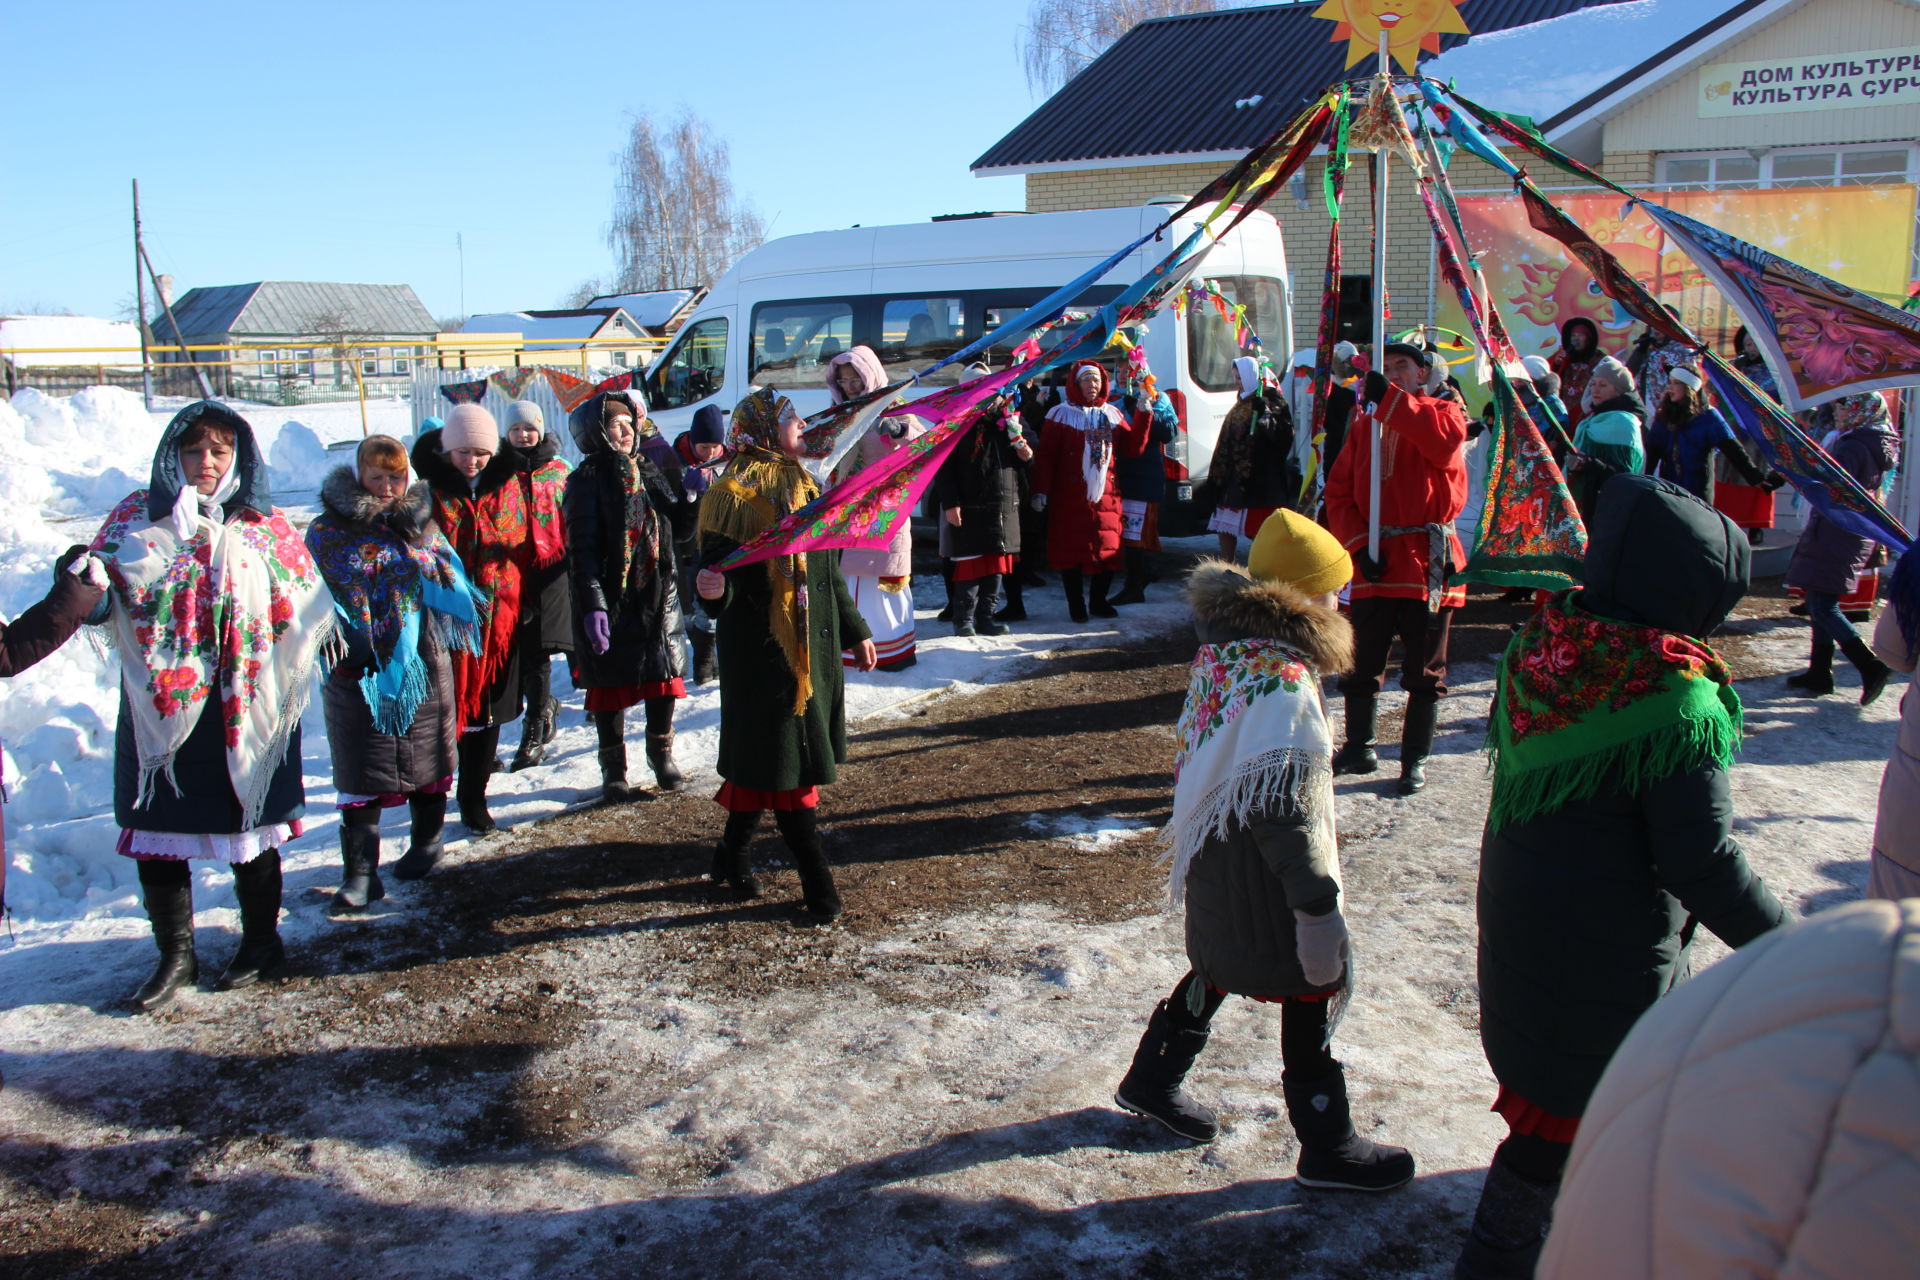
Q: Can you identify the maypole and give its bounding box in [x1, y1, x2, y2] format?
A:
[1311, 0, 1469, 561]
[1367, 25, 1392, 562]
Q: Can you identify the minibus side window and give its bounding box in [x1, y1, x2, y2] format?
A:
[878, 296, 967, 385]
[1186, 276, 1287, 393]
[648, 317, 727, 411]
[751, 300, 855, 383]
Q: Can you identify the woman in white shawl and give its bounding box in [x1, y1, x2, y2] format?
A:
[827, 346, 925, 671]
[88, 401, 337, 1012]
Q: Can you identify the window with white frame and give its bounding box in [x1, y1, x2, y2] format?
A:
[360, 347, 378, 376]
[295, 349, 314, 377]
[393, 346, 411, 374]
[1659, 142, 1916, 190]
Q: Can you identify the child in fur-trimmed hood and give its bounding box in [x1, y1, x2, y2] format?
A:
[1112, 508, 1415, 1193]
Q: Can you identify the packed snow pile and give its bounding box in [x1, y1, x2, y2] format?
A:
[269, 418, 332, 493]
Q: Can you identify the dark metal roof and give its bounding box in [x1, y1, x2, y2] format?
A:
[1540, 0, 1773, 131]
[152, 281, 437, 338]
[972, 0, 1635, 171]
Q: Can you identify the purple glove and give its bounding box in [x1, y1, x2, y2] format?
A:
[587, 610, 611, 655]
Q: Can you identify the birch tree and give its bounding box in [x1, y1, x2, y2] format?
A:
[607, 110, 766, 293]
[1021, 0, 1226, 94]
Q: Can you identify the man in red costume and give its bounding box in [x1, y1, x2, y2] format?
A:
[1322, 342, 1469, 795]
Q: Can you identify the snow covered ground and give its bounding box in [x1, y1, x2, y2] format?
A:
[0, 385, 1904, 1277]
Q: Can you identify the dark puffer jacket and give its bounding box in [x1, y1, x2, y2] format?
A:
[1785, 425, 1899, 595]
[933, 421, 1025, 560]
[1180, 562, 1355, 998]
[309, 468, 458, 798]
[111, 402, 305, 834]
[563, 391, 695, 689]
[1477, 475, 1787, 1118]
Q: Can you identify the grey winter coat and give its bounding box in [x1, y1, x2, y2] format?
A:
[310, 468, 458, 798]
[1785, 426, 1899, 595]
[1180, 561, 1355, 999]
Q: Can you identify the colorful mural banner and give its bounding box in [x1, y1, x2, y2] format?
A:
[439, 379, 489, 406]
[1437, 185, 1919, 366]
[1637, 200, 1920, 412]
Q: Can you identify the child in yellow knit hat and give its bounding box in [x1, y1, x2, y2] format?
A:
[1110, 513, 1414, 1192]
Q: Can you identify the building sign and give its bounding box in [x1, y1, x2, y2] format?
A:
[1699, 47, 1920, 117]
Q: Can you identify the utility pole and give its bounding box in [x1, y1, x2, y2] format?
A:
[133, 179, 154, 409]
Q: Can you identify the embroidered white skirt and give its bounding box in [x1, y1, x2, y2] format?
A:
[845, 574, 916, 668]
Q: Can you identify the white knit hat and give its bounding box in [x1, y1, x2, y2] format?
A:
[1668, 366, 1702, 390]
[1520, 354, 1552, 382]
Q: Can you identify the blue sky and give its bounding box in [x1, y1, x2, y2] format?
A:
[2, 0, 1045, 321]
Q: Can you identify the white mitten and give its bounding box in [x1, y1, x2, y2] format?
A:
[1293, 908, 1350, 987]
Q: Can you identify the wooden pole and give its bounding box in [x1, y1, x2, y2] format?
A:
[141, 242, 214, 400]
[133, 180, 153, 410]
[1367, 29, 1391, 563]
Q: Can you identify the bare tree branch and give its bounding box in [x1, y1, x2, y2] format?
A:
[1021, 0, 1226, 95]
[607, 109, 766, 293]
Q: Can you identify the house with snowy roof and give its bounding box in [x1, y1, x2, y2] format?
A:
[149, 280, 438, 397]
[972, 0, 1920, 353]
[450, 307, 654, 371]
[585, 288, 706, 337]
[0, 315, 144, 395]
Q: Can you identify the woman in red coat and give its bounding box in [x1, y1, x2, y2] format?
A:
[1032, 360, 1146, 621]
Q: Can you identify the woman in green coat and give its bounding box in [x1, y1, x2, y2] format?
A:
[695, 388, 875, 921]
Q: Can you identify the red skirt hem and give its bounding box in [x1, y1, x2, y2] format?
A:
[584, 679, 686, 711]
[1492, 1086, 1581, 1142]
[953, 554, 1016, 583]
[714, 781, 819, 812]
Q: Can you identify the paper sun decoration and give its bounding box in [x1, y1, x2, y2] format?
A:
[1311, 0, 1472, 73]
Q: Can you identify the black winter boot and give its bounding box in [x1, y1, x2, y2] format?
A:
[646, 733, 685, 791]
[511, 656, 553, 771]
[216, 849, 285, 991]
[1283, 1067, 1415, 1192]
[1454, 1141, 1565, 1279]
[1398, 697, 1439, 796]
[689, 627, 719, 686]
[776, 807, 840, 922]
[1061, 569, 1089, 623]
[973, 573, 1009, 636]
[132, 858, 196, 1013]
[393, 792, 448, 880]
[456, 727, 501, 835]
[594, 709, 631, 803]
[1839, 633, 1893, 706]
[330, 810, 385, 914]
[1089, 571, 1118, 618]
[995, 575, 1028, 623]
[710, 809, 763, 899]
[950, 580, 981, 637]
[1114, 998, 1219, 1142]
[1331, 693, 1380, 775]
[935, 558, 956, 622]
[1109, 547, 1149, 605]
[1786, 635, 1836, 695]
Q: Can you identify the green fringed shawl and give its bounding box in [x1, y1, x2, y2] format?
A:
[1487, 594, 1743, 832]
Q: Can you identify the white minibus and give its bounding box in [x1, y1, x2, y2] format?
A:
[637, 201, 1291, 532]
